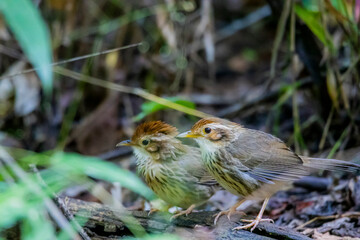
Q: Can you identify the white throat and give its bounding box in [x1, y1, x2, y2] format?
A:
[194, 138, 219, 154]
[132, 147, 163, 178]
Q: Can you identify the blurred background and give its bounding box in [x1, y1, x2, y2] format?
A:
[1, 0, 360, 239]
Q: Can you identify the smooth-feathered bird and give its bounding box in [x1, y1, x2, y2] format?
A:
[179, 117, 360, 231]
[117, 121, 218, 218]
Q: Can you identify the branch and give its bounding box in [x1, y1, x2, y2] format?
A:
[63, 197, 311, 240]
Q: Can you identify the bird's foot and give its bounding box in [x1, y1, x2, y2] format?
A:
[170, 204, 196, 220]
[213, 209, 245, 225]
[233, 217, 274, 232]
[148, 208, 160, 216]
[213, 199, 246, 225]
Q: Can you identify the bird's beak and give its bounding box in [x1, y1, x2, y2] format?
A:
[116, 139, 133, 147]
[177, 131, 202, 138]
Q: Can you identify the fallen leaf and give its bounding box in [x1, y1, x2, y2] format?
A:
[0, 61, 40, 116]
[313, 230, 359, 240]
[13, 72, 40, 116]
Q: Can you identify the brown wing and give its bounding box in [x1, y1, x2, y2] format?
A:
[226, 129, 311, 183]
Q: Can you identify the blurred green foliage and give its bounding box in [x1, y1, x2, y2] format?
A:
[0, 0, 53, 98]
[134, 97, 196, 121]
[295, 4, 334, 51]
[0, 148, 157, 239]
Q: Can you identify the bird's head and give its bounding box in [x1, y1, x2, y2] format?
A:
[178, 117, 241, 152]
[117, 121, 185, 162]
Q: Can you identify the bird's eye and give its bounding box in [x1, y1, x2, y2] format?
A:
[204, 127, 211, 134]
[142, 140, 149, 145]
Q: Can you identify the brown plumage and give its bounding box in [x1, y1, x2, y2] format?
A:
[131, 121, 178, 141]
[179, 117, 360, 231]
[117, 121, 218, 218]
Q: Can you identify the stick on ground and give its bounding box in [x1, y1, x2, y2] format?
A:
[63, 197, 311, 240]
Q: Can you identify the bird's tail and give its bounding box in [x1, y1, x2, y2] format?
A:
[301, 156, 360, 173]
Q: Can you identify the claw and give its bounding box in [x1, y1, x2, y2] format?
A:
[213, 211, 227, 225]
[170, 204, 196, 220]
[213, 199, 246, 225]
[148, 208, 160, 216]
[213, 209, 245, 225]
[233, 220, 257, 232]
[233, 218, 273, 232]
[232, 197, 273, 232]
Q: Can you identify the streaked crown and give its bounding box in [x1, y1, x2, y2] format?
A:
[132, 121, 178, 141]
[191, 117, 238, 132]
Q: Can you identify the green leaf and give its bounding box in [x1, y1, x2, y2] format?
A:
[301, 0, 319, 12]
[133, 97, 196, 121]
[0, 150, 156, 235]
[0, 0, 53, 97]
[330, 0, 348, 18]
[295, 4, 334, 51]
[0, 182, 35, 228]
[53, 152, 156, 200]
[22, 209, 56, 240]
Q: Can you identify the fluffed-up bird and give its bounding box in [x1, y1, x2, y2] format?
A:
[178, 117, 360, 231]
[117, 121, 218, 218]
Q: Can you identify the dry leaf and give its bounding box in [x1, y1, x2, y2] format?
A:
[326, 67, 339, 110]
[0, 61, 40, 116]
[313, 229, 359, 240]
[13, 72, 40, 116]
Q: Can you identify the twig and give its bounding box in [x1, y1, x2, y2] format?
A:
[296, 211, 360, 230]
[0, 43, 142, 81]
[218, 77, 312, 118]
[53, 66, 212, 119]
[186, 5, 272, 56]
[319, 106, 334, 151]
[270, 0, 292, 80]
[290, 1, 306, 154]
[29, 164, 92, 240]
[327, 124, 352, 159]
